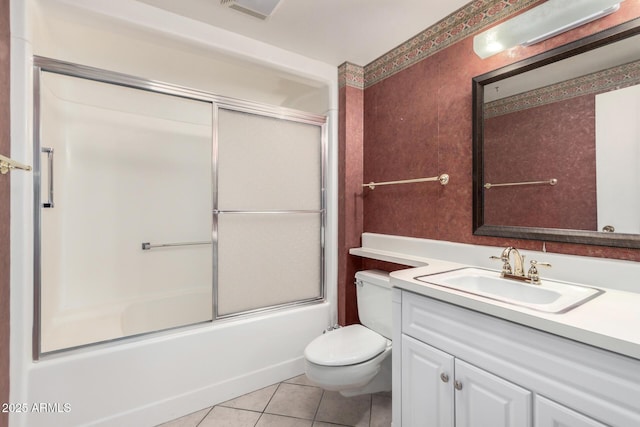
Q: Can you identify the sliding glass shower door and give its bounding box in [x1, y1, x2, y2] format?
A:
[33, 58, 327, 357]
[35, 60, 214, 355]
[215, 108, 325, 317]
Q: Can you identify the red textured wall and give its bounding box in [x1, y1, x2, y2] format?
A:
[359, 3, 640, 262]
[338, 85, 364, 325]
[484, 95, 597, 230]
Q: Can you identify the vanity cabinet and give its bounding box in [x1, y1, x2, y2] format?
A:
[402, 334, 531, 426]
[393, 289, 640, 427]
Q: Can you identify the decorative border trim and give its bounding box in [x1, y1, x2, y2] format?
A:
[338, 62, 365, 90]
[341, 1, 640, 90]
[485, 60, 640, 118]
[359, 0, 540, 89]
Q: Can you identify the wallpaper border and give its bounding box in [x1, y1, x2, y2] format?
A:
[485, 60, 640, 118]
[338, 0, 541, 89]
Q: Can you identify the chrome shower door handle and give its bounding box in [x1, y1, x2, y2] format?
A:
[42, 147, 54, 208]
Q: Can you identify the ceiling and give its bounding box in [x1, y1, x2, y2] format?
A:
[137, 0, 471, 66]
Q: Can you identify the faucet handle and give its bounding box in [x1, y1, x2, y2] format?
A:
[530, 260, 551, 268]
[490, 255, 512, 275]
[528, 260, 551, 284]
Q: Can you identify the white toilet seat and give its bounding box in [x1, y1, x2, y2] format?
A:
[304, 343, 392, 394]
[304, 324, 389, 366]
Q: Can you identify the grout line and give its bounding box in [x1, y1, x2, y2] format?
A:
[262, 381, 282, 413]
[312, 389, 325, 423]
[251, 381, 282, 426]
[194, 406, 214, 427]
[261, 412, 329, 425]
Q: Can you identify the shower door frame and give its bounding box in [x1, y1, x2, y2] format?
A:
[211, 102, 328, 320]
[32, 56, 327, 359]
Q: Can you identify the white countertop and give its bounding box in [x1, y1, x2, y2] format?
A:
[391, 261, 640, 361]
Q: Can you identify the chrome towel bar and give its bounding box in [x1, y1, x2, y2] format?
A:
[484, 178, 557, 189]
[363, 173, 449, 190]
[141, 241, 212, 250]
[213, 209, 324, 214]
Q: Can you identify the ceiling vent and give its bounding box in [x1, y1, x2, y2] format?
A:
[220, 0, 283, 20]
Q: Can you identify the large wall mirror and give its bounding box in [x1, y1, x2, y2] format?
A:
[473, 18, 640, 249]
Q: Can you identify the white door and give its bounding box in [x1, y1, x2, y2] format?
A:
[595, 85, 640, 234]
[535, 395, 607, 427]
[455, 359, 532, 427]
[401, 335, 455, 427]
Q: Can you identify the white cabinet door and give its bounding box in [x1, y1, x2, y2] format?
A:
[455, 359, 532, 427]
[401, 335, 454, 427]
[535, 395, 608, 427]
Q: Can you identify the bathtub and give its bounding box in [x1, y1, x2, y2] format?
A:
[26, 301, 331, 426]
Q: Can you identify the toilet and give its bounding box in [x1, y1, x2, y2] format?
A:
[304, 270, 392, 397]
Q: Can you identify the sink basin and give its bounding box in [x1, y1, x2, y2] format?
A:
[415, 267, 603, 313]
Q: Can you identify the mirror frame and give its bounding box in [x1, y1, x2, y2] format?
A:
[473, 17, 640, 249]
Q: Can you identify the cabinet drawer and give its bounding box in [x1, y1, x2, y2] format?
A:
[535, 395, 608, 427]
[402, 290, 451, 344]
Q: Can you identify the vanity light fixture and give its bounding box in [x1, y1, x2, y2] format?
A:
[473, 0, 623, 59]
[220, 0, 283, 20]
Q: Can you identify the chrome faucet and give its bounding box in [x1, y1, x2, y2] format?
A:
[491, 246, 551, 285]
[491, 246, 525, 276]
[506, 247, 525, 276]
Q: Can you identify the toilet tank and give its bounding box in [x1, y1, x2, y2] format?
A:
[355, 270, 392, 340]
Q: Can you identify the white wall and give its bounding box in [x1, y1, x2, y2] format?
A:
[596, 85, 640, 234]
[11, 0, 339, 425]
[31, 0, 334, 114]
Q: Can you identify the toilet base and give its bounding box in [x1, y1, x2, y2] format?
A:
[338, 355, 392, 397]
[304, 350, 392, 397]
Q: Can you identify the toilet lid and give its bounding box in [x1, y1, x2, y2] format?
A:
[304, 324, 389, 366]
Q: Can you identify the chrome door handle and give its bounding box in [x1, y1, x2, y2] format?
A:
[42, 147, 54, 208]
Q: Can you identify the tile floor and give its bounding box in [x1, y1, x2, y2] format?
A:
[157, 374, 392, 427]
